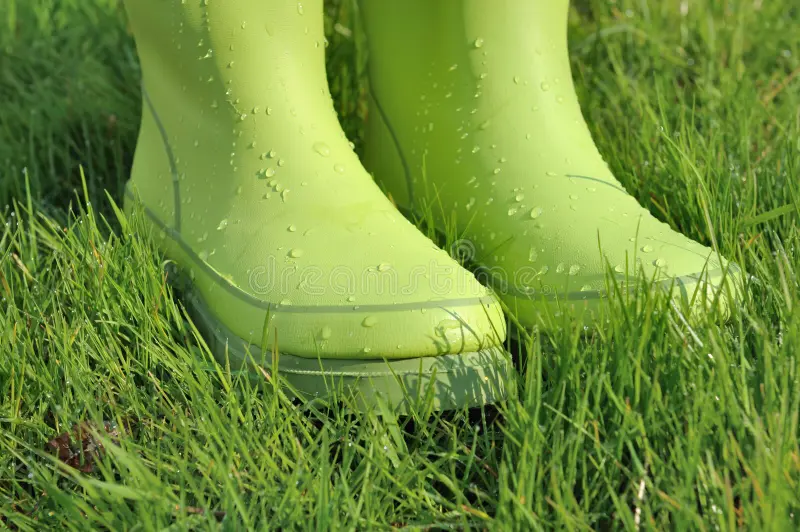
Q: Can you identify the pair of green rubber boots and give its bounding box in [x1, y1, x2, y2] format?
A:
[123, 0, 742, 411]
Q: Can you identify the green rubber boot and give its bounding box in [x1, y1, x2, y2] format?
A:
[362, 0, 743, 325]
[122, 0, 511, 411]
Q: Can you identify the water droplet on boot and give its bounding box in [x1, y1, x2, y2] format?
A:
[287, 224, 297, 232]
[288, 248, 303, 258]
[334, 163, 346, 174]
[313, 142, 331, 157]
[540, 81, 550, 91]
[362, 316, 378, 328]
[474, 37, 484, 48]
[614, 264, 625, 273]
[216, 219, 229, 231]
[569, 265, 581, 276]
[528, 248, 538, 262]
[320, 326, 332, 340]
[438, 319, 462, 331]
[641, 245, 654, 253]
[530, 207, 543, 219]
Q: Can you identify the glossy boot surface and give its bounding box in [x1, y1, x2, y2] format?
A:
[362, 0, 743, 325]
[123, 0, 511, 411]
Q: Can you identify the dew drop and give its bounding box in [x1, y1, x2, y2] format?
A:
[313, 141, 331, 157]
[437, 319, 462, 331]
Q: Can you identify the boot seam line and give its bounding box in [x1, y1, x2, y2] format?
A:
[368, 89, 415, 209]
[142, 85, 182, 233]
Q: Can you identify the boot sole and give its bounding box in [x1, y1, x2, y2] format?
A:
[186, 284, 511, 412]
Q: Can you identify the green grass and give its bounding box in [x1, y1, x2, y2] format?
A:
[2, 0, 800, 529]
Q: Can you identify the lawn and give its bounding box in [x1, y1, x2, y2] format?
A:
[1, 0, 799, 529]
